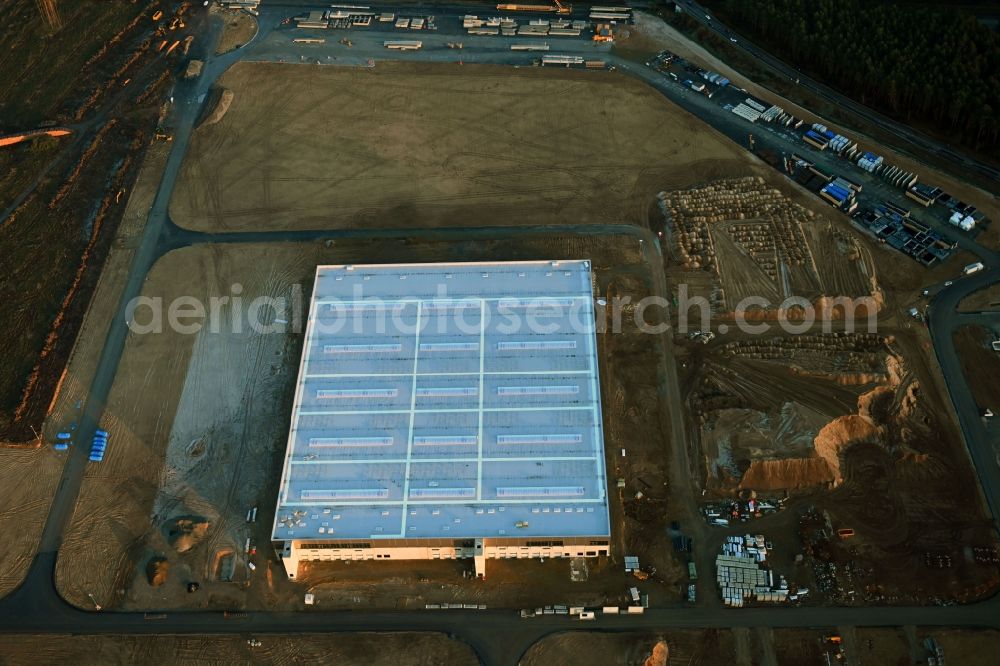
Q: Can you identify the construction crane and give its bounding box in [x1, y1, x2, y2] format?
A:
[496, 0, 571, 15]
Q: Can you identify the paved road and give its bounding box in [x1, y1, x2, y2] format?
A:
[672, 0, 1000, 187]
[2, 5, 1000, 665]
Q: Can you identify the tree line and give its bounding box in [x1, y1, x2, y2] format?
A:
[713, 0, 1000, 156]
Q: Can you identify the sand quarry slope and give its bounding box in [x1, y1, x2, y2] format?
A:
[170, 61, 752, 232]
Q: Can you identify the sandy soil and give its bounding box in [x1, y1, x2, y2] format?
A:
[169, 61, 752, 232]
[953, 324, 1000, 414]
[55, 243, 308, 610]
[0, 632, 477, 666]
[520, 630, 736, 666]
[212, 6, 257, 55]
[0, 446, 63, 598]
[617, 11, 1000, 250]
[55, 229, 688, 611]
[958, 284, 1000, 313]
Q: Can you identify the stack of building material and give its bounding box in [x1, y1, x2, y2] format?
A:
[907, 183, 943, 207]
[715, 535, 787, 607]
[384, 40, 422, 50]
[511, 42, 550, 51]
[803, 129, 829, 150]
[948, 211, 975, 231]
[760, 105, 784, 122]
[519, 23, 549, 36]
[857, 151, 883, 172]
[828, 134, 854, 154]
[731, 103, 762, 123]
[541, 54, 584, 66]
[296, 11, 328, 29]
[89, 429, 109, 462]
[701, 71, 730, 87]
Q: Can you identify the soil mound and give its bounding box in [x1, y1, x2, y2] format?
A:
[813, 414, 880, 483]
[644, 640, 669, 666]
[166, 516, 210, 553]
[146, 557, 169, 586]
[200, 88, 233, 127]
[739, 457, 836, 490]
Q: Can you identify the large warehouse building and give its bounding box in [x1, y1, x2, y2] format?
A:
[271, 260, 610, 579]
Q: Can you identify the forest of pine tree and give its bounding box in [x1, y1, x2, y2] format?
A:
[716, 0, 1000, 155]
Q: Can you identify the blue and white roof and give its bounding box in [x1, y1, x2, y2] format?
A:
[272, 260, 610, 542]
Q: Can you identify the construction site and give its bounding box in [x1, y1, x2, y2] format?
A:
[2, 1, 1000, 662]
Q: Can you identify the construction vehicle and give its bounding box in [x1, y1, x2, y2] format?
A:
[152, 10, 164, 21]
[592, 23, 613, 42]
[496, 0, 571, 15]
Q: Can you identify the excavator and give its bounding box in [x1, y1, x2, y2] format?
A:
[496, 0, 571, 15]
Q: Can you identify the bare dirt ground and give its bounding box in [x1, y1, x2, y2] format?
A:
[0, 447, 63, 597]
[55, 230, 687, 611]
[769, 628, 829, 664]
[917, 628, 1000, 665]
[0, 632, 477, 666]
[520, 630, 735, 666]
[169, 61, 752, 232]
[853, 628, 910, 665]
[211, 5, 257, 55]
[958, 284, 1000, 313]
[953, 324, 1000, 414]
